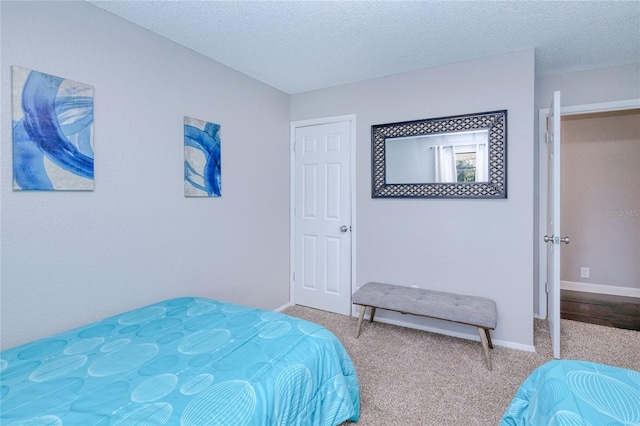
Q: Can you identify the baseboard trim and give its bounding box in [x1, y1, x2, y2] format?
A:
[358, 314, 535, 353]
[274, 301, 294, 312]
[561, 281, 640, 298]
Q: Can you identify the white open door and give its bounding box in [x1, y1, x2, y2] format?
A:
[545, 90, 567, 359]
[292, 119, 353, 315]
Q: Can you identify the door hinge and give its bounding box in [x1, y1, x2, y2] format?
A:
[545, 282, 549, 293]
[292, 272, 295, 281]
[545, 116, 550, 144]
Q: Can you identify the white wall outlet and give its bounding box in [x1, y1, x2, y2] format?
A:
[411, 285, 419, 288]
[581, 267, 590, 279]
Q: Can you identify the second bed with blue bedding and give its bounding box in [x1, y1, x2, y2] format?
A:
[501, 359, 640, 425]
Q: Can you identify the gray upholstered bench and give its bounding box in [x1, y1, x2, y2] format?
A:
[353, 282, 497, 370]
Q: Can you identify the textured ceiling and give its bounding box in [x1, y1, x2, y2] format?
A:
[89, 1, 640, 94]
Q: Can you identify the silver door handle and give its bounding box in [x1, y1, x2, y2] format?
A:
[543, 235, 570, 244]
[340, 225, 349, 233]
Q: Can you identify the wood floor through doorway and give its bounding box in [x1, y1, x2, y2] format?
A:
[561, 290, 640, 331]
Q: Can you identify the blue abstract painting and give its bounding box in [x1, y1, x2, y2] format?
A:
[12, 66, 94, 191]
[184, 116, 221, 197]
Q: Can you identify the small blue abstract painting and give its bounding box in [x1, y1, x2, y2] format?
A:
[12, 66, 94, 191]
[184, 116, 221, 197]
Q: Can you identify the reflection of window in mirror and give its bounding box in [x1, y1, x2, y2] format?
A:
[455, 145, 478, 182]
[433, 139, 488, 183]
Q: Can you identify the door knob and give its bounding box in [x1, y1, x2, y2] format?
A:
[340, 225, 349, 233]
[543, 235, 570, 244]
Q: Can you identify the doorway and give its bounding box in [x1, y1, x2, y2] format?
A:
[560, 108, 640, 330]
[290, 115, 356, 316]
[538, 100, 640, 324]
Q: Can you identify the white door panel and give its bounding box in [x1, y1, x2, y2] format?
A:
[293, 120, 352, 315]
[546, 91, 562, 359]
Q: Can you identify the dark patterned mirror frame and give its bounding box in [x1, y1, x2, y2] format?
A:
[371, 110, 507, 199]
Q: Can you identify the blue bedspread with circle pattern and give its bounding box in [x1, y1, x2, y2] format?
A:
[0, 297, 360, 425]
[501, 360, 640, 425]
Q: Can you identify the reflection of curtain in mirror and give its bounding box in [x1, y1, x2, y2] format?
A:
[434, 145, 456, 182]
[475, 143, 488, 181]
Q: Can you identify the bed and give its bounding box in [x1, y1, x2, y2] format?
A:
[0, 297, 360, 425]
[501, 359, 640, 425]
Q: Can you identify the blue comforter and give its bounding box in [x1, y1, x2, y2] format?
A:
[0, 297, 360, 425]
[501, 360, 640, 425]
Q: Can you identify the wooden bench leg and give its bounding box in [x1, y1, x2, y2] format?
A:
[369, 307, 377, 322]
[478, 327, 492, 371]
[485, 328, 493, 349]
[356, 305, 366, 338]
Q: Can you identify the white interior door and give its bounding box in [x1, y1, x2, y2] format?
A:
[293, 120, 352, 315]
[545, 90, 563, 359]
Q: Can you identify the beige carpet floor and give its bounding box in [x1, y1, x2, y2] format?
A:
[282, 305, 640, 426]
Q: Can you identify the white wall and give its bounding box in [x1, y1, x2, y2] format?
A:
[291, 50, 536, 349]
[0, 1, 291, 350]
[535, 64, 640, 110]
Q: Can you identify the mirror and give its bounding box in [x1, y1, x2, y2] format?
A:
[372, 110, 507, 198]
